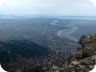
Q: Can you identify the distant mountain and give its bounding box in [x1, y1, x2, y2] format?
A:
[0, 15, 96, 19]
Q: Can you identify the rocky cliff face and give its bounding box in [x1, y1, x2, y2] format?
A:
[42, 33, 96, 72]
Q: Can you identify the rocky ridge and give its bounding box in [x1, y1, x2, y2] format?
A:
[42, 33, 96, 72]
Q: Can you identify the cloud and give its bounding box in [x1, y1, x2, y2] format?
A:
[0, 0, 7, 8]
[0, 0, 96, 15]
[89, 0, 96, 7]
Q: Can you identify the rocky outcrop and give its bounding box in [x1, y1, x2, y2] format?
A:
[42, 33, 96, 72]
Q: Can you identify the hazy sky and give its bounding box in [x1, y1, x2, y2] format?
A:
[0, 0, 96, 16]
